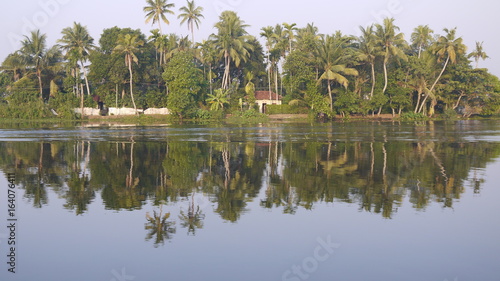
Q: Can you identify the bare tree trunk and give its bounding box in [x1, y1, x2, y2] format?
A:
[37, 69, 43, 100]
[453, 93, 465, 109]
[370, 62, 376, 99]
[327, 80, 333, 112]
[128, 57, 137, 114]
[382, 58, 388, 94]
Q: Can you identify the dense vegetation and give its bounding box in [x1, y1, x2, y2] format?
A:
[1, 0, 499, 119]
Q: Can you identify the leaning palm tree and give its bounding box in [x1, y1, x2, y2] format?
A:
[418, 28, 467, 113]
[411, 25, 434, 58]
[316, 33, 359, 111]
[143, 0, 175, 35]
[356, 25, 378, 99]
[113, 34, 144, 113]
[20, 30, 47, 99]
[177, 0, 204, 44]
[58, 22, 95, 99]
[468, 41, 489, 68]
[375, 18, 407, 95]
[210, 11, 253, 90]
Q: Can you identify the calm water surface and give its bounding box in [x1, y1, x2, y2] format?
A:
[0, 120, 499, 281]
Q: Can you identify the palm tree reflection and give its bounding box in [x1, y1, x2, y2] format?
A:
[145, 205, 176, 247]
[179, 193, 205, 235]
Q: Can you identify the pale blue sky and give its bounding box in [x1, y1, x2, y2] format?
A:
[1, 0, 499, 76]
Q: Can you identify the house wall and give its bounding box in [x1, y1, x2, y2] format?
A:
[256, 100, 282, 113]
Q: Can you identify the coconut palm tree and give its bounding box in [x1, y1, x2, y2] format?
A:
[20, 30, 47, 99]
[206, 88, 229, 111]
[356, 25, 378, 99]
[260, 26, 275, 94]
[58, 22, 95, 99]
[316, 33, 359, 111]
[468, 41, 489, 68]
[143, 0, 175, 35]
[418, 28, 466, 113]
[1, 52, 25, 82]
[411, 25, 434, 58]
[113, 34, 144, 113]
[210, 11, 253, 90]
[197, 40, 218, 95]
[177, 0, 204, 44]
[375, 18, 407, 95]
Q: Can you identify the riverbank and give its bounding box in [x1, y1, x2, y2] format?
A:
[1, 113, 498, 129]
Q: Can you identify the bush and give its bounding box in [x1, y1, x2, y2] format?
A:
[195, 109, 224, 120]
[266, 104, 309, 114]
[399, 112, 428, 121]
[442, 108, 458, 120]
[0, 100, 53, 119]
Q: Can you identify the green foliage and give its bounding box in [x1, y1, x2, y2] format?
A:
[206, 88, 229, 111]
[163, 52, 203, 117]
[334, 91, 361, 116]
[442, 108, 458, 120]
[266, 104, 309, 115]
[48, 92, 79, 119]
[195, 109, 224, 120]
[0, 100, 53, 119]
[399, 112, 428, 121]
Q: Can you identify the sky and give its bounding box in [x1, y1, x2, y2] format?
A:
[1, 0, 499, 76]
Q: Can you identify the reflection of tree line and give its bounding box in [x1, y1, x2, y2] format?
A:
[1, 136, 499, 227]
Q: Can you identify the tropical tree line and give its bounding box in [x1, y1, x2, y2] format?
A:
[1, 0, 499, 119]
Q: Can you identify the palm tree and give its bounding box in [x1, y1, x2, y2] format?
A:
[210, 11, 253, 90]
[282, 22, 298, 55]
[1, 52, 25, 82]
[260, 26, 275, 94]
[206, 88, 229, 111]
[356, 25, 378, 99]
[177, 0, 204, 44]
[316, 33, 359, 111]
[20, 30, 47, 99]
[197, 40, 218, 95]
[375, 18, 407, 95]
[411, 25, 433, 58]
[468, 41, 488, 68]
[113, 34, 144, 113]
[58, 22, 95, 99]
[418, 28, 466, 113]
[143, 0, 175, 35]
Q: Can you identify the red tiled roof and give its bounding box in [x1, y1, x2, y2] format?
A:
[254, 91, 281, 100]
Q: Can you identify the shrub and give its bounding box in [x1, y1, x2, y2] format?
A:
[399, 112, 428, 121]
[266, 104, 309, 114]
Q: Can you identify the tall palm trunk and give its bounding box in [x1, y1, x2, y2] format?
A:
[370, 62, 376, 98]
[327, 80, 333, 112]
[222, 51, 231, 89]
[274, 63, 278, 97]
[382, 56, 388, 94]
[127, 56, 137, 113]
[267, 51, 271, 94]
[37, 68, 43, 100]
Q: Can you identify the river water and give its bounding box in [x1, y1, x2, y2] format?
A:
[0, 120, 499, 281]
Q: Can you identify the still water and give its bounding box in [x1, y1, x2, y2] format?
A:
[0, 120, 499, 281]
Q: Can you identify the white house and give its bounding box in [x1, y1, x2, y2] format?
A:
[254, 91, 282, 113]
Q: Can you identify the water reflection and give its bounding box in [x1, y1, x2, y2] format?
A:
[1, 121, 499, 243]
